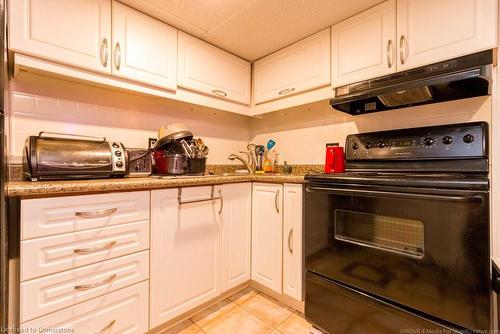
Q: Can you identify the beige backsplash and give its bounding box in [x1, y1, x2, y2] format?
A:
[7, 71, 492, 169]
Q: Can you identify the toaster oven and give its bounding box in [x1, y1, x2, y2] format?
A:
[23, 132, 127, 181]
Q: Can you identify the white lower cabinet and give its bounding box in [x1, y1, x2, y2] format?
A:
[251, 183, 283, 293]
[251, 183, 304, 301]
[19, 191, 151, 333]
[150, 186, 223, 328]
[221, 183, 252, 292]
[21, 281, 149, 334]
[20, 251, 149, 322]
[282, 184, 304, 301]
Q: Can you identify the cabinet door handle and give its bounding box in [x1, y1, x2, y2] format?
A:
[387, 39, 394, 68]
[399, 35, 409, 65]
[75, 208, 117, 219]
[218, 189, 224, 215]
[278, 88, 295, 95]
[93, 319, 116, 334]
[212, 89, 227, 97]
[275, 189, 280, 214]
[114, 42, 121, 70]
[73, 241, 117, 255]
[100, 38, 109, 68]
[74, 274, 117, 291]
[288, 228, 293, 254]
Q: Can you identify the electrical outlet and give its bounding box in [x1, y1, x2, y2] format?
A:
[148, 137, 157, 148]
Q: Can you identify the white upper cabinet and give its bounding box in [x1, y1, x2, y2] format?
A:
[332, 0, 396, 87]
[282, 184, 303, 302]
[221, 183, 252, 293]
[253, 29, 331, 104]
[9, 0, 112, 73]
[396, 0, 497, 70]
[111, 1, 177, 91]
[150, 187, 222, 328]
[178, 32, 251, 105]
[251, 183, 283, 293]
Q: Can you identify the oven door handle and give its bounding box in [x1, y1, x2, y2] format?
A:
[306, 186, 484, 203]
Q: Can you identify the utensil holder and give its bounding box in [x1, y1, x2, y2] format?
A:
[188, 157, 206, 174]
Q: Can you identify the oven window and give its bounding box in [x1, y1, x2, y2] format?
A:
[334, 210, 424, 258]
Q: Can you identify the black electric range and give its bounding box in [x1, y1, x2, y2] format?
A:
[304, 122, 490, 334]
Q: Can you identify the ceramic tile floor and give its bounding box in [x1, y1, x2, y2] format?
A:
[160, 288, 314, 334]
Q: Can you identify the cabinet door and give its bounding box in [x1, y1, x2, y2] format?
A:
[283, 184, 304, 301]
[112, 1, 177, 91]
[251, 183, 283, 293]
[178, 32, 251, 105]
[397, 0, 497, 70]
[9, 0, 111, 73]
[253, 29, 331, 104]
[150, 187, 222, 328]
[221, 183, 252, 293]
[332, 0, 396, 87]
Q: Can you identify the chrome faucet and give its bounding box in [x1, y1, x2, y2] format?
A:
[228, 151, 255, 174]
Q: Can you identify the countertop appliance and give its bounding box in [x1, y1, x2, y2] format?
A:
[305, 122, 490, 333]
[23, 132, 127, 181]
[324, 143, 345, 173]
[331, 50, 493, 115]
[126, 148, 152, 177]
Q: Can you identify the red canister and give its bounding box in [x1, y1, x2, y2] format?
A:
[325, 143, 345, 173]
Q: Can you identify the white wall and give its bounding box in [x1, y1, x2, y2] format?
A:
[251, 96, 492, 164]
[7, 72, 252, 164]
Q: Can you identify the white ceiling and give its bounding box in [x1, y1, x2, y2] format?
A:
[119, 0, 384, 61]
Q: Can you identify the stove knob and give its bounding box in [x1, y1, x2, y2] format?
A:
[423, 137, 434, 146]
[116, 161, 124, 168]
[463, 134, 475, 144]
[442, 136, 453, 145]
[112, 143, 120, 149]
[351, 143, 359, 150]
[365, 142, 373, 149]
[114, 150, 122, 157]
[378, 141, 386, 148]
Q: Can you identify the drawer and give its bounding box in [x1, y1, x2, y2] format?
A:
[21, 220, 149, 281]
[21, 191, 150, 240]
[21, 250, 149, 322]
[21, 281, 149, 334]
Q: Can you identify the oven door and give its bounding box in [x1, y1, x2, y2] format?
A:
[304, 184, 490, 330]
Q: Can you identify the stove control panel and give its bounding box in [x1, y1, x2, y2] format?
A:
[345, 122, 487, 160]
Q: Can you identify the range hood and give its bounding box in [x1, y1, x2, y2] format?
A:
[331, 50, 493, 115]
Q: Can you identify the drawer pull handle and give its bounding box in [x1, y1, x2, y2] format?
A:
[93, 319, 116, 333]
[212, 89, 227, 97]
[278, 87, 295, 95]
[218, 189, 224, 215]
[73, 241, 117, 255]
[275, 189, 280, 214]
[114, 42, 121, 70]
[74, 274, 117, 291]
[178, 186, 221, 206]
[100, 38, 109, 68]
[75, 208, 117, 218]
[399, 35, 409, 65]
[288, 228, 293, 254]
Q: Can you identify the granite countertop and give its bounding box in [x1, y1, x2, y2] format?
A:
[7, 173, 307, 198]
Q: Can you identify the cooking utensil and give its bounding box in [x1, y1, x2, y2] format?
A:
[201, 146, 209, 158]
[180, 139, 193, 158]
[154, 152, 186, 175]
[255, 145, 265, 172]
[154, 130, 193, 151]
